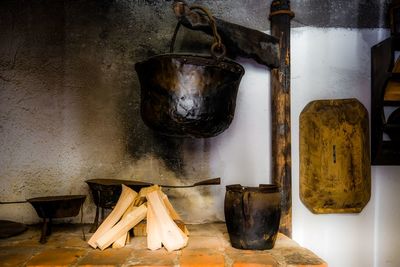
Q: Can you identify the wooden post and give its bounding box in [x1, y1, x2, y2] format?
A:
[269, 0, 294, 237]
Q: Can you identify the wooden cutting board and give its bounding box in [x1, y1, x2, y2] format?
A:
[299, 99, 370, 214]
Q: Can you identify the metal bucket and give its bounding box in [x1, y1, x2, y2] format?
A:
[224, 184, 281, 250]
[135, 7, 244, 138]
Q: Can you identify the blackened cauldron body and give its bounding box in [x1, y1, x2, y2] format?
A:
[224, 184, 281, 250]
[27, 195, 86, 219]
[135, 54, 244, 138]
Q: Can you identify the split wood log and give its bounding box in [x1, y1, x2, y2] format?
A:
[146, 202, 162, 250]
[133, 221, 148, 237]
[88, 185, 137, 248]
[134, 185, 160, 206]
[112, 232, 129, 249]
[112, 204, 137, 248]
[126, 229, 131, 243]
[133, 219, 187, 237]
[96, 203, 147, 250]
[146, 190, 188, 252]
[160, 191, 189, 235]
[160, 192, 181, 220]
[112, 234, 126, 248]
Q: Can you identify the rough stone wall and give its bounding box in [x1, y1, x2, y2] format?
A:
[0, 0, 238, 223]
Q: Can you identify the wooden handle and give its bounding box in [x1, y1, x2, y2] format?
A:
[162, 177, 221, 188]
[193, 177, 221, 186]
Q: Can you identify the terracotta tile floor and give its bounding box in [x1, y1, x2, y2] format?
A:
[0, 223, 326, 267]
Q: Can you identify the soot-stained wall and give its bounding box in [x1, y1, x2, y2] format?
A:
[0, 0, 389, 224]
[0, 0, 270, 223]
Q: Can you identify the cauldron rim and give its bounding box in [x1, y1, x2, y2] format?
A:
[27, 195, 86, 203]
[135, 53, 245, 75]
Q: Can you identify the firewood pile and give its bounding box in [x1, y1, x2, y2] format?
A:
[87, 184, 189, 251]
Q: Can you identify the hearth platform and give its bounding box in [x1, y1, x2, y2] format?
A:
[0, 223, 326, 266]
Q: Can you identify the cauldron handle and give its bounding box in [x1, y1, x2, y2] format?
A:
[169, 5, 226, 60]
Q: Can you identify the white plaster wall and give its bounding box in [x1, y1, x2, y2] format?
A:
[206, 58, 272, 220]
[210, 27, 400, 267]
[289, 28, 400, 267]
[208, 59, 272, 184]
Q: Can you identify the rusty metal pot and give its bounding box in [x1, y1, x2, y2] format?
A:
[135, 6, 244, 138]
[0, 195, 86, 243]
[27, 195, 86, 243]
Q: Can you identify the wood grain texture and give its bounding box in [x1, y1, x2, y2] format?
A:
[299, 99, 371, 214]
[112, 204, 137, 248]
[269, 0, 293, 237]
[146, 190, 188, 251]
[133, 219, 187, 237]
[146, 202, 162, 250]
[96, 203, 147, 250]
[161, 191, 189, 235]
[87, 185, 137, 248]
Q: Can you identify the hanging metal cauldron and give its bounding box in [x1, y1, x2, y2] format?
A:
[135, 6, 244, 138]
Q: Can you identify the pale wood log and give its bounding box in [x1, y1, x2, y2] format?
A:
[160, 192, 181, 220]
[133, 220, 187, 236]
[146, 190, 188, 252]
[88, 185, 137, 248]
[112, 233, 128, 248]
[146, 202, 162, 250]
[134, 185, 160, 206]
[133, 221, 148, 236]
[133, 190, 188, 236]
[96, 203, 147, 250]
[160, 191, 189, 236]
[133, 196, 145, 207]
[126, 230, 131, 243]
[112, 204, 137, 248]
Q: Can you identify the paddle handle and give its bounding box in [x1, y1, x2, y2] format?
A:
[162, 177, 221, 188]
[193, 177, 221, 186]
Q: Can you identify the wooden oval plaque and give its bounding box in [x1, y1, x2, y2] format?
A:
[299, 98, 371, 214]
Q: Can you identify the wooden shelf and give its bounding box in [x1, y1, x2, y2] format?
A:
[371, 36, 400, 165]
[384, 123, 400, 132]
[384, 66, 400, 102]
[384, 81, 400, 102]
